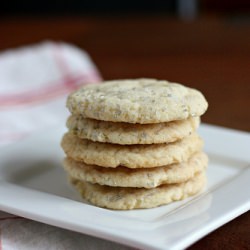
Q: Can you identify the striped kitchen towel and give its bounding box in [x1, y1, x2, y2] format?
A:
[0, 41, 101, 146]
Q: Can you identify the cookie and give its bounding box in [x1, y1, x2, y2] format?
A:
[71, 171, 206, 210]
[64, 152, 208, 188]
[67, 115, 200, 145]
[66, 79, 208, 124]
[61, 132, 203, 168]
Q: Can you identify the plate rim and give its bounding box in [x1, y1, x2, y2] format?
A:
[0, 123, 249, 250]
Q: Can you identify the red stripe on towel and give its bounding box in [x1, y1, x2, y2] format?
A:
[52, 43, 78, 89]
[0, 72, 100, 108]
[0, 42, 101, 108]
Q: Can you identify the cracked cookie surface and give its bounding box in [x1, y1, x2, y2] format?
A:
[66, 79, 208, 124]
[67, 115, 200, 145]
[64, 152, 208, 188]
[61, 132, 203, 168]
[71, 171, 206, 210]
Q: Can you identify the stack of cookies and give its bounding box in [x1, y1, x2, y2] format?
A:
[61, 79, 208, 210]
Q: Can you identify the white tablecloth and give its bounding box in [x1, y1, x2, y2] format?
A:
[0, 41, 133, 250]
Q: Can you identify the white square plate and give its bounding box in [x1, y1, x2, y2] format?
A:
[0, 124, 249, 250]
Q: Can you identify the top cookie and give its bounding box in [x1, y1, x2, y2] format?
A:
[66, 79, 208, 124]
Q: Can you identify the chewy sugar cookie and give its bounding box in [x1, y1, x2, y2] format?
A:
[64, 152, 208, 188]
[61, 78, 209, 210]
[71, 171, 206, 210]
[66, 79, 208, 124]
[67, 115, 200, 145]
[61, 132, 203, 168]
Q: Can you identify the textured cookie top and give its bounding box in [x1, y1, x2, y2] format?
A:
[64, 152, 208, 188]
[67, 79, 208, 123]
[71, 171, 206, 210]
[61, 132, 203, 168]
[67, 115, 200, 145]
